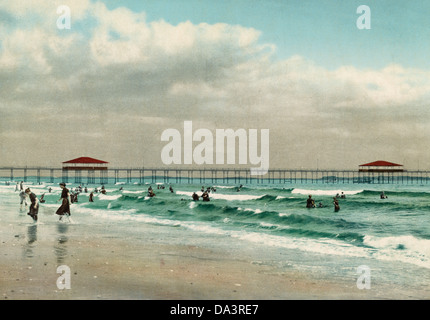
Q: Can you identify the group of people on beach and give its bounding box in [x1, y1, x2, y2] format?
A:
[17, 181, 186, 222]
[192, 190, 210, 201]
[147, 184, 175, 197]
[18, 181, 221, 222]
[306, 195, 329, 210]
[16, 180, 392, 222]
[16, 182, 69, 222]
[306, 190, 387, 212]
[306, 194, 341, 212]
[146, 183, 218, 201]
[16, 182, 104, 222]
[194, 186, 217, 202]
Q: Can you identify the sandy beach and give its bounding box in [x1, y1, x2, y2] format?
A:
[0, 215, 418, 301]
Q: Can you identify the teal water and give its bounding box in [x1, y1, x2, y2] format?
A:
[1, 179, 430, 298]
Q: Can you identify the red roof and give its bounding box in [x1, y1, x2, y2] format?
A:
[63, 157, 108, 164]
[359, 160, 402, 167]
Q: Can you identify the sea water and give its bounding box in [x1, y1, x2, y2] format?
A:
[1, 179, 430, 298]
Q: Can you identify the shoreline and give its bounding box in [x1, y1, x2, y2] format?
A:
[0, 218, 423, 300]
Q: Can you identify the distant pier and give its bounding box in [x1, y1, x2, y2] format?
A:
[0, 167, 429, 185]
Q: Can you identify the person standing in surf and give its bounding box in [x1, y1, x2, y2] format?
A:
[19, 189, 28, 209]
[56, 182, 71, 220]
[333, 197, 340, 212]
[25, 188, 39, 222]
[201, 191, 210, 202]
[306, 195, 315, 208]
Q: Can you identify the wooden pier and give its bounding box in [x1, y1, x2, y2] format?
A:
[0, 167, 429, 185]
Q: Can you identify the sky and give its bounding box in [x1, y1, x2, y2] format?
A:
[1, 0, 430, 171]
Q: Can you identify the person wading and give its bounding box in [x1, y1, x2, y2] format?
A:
[56, 182, 71, 221]
[25, 188, 39, 222]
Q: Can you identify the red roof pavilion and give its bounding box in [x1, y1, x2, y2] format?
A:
[359, 160, 404, 172]
[62, 157, 109, 170]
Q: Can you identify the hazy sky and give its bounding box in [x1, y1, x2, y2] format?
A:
[1, 0, 430, 170]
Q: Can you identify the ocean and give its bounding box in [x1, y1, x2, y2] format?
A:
[1, 178, 430, 298]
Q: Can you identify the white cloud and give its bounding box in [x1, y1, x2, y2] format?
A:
[1, 0, 430, 168]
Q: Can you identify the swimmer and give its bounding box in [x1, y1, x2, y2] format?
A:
[333, 197, 340, 212]
[25, 188, 39, 222]
[306, 195, 315, 208]
[201, 191, 210, 202]
[192, 192, 199, 201]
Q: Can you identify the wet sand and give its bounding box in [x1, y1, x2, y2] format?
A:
[0, 219, 416, 300]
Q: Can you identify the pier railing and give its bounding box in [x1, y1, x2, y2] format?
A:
[0, 167, 429, 185]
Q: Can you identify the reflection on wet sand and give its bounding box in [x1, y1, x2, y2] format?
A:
[23, 224, 38, 258]
[54, 223, 69, 264]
